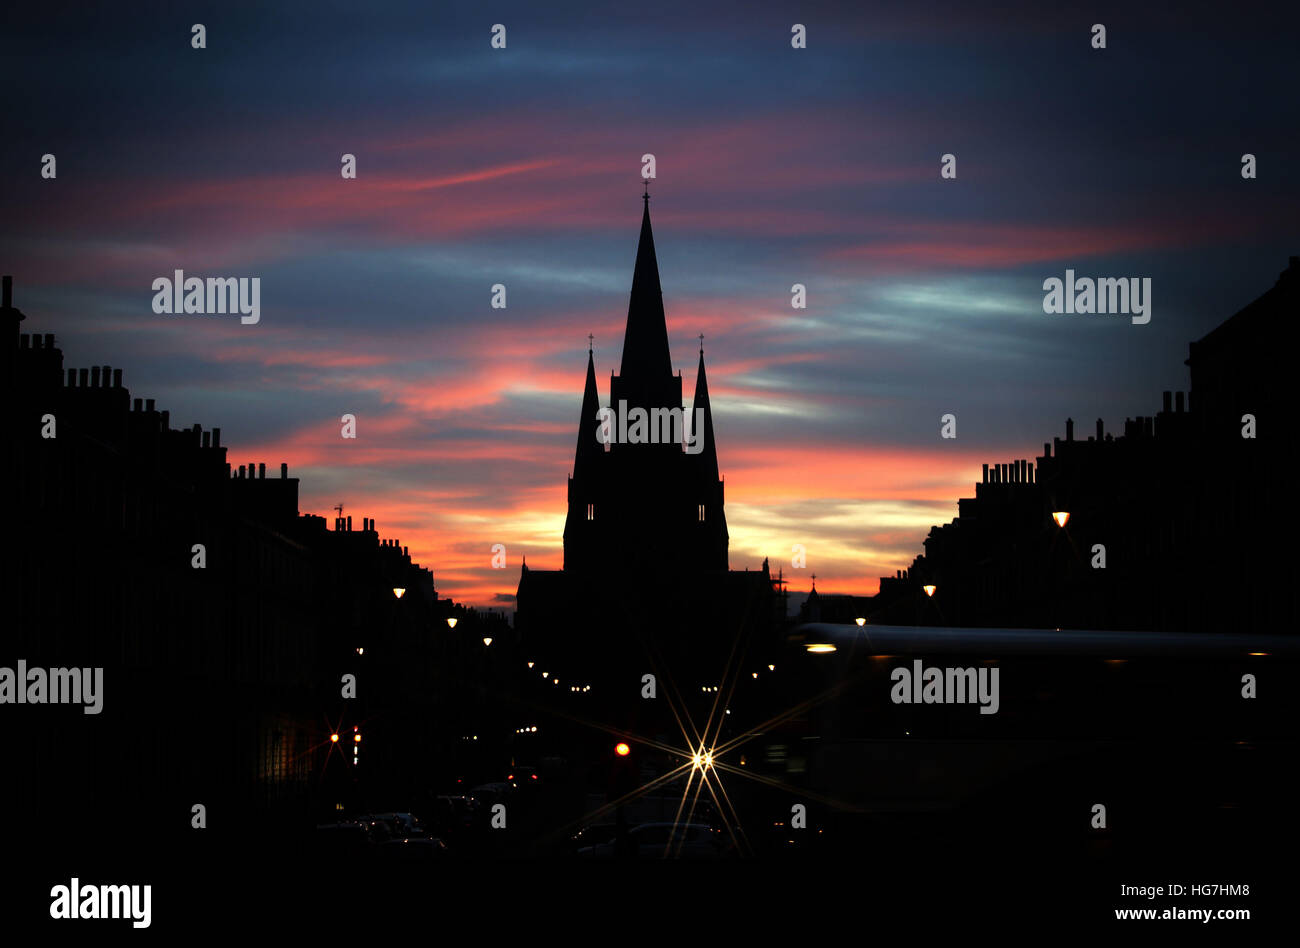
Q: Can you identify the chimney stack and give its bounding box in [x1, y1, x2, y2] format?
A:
[1175, 392, 1185, 413]
[347, 515, 352, 531]
[79, 368, 89, 387]
[133, 398, 142, 411]
[1028, 462, 1035, 484]
[145, 398, 155, 412]
[202, 431, 211, 448]
[280, 462, 287, 478]
[1096, 418, 1103, 440]
[258, 462, 265, 479]
[1065, 418, 1074, 441]
[1162, 391, 1172, 413]
[213, 428, 221, 447]
[112, 368, 122, 387]
[68, 369, 77, 387]
[982, 463, 989, 484]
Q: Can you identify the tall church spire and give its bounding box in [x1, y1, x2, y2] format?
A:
[619, 192, 673, 380]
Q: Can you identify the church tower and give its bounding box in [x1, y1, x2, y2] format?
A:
[562, 191, 728, 576]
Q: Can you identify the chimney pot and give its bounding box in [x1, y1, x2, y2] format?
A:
[202, 431, 211, 448]
[145, 398, 155, 412]
[280, 462, 287, 478]
[79, 368, 89, 387]
[133, 398, 142, 411]
[45, 334, 54, 348]
[347, 515, 353, 531]
[1028, 463, 1035, 484]
[1162, 391, 1172, 413]
[1176, 391, 1185, 413]
[239, 465, 246, 478]
[213, 427, 221, 447]
[31, 334, 40, 349]
[91, 366, 101, 387]
[982, 463, 989, 484]
[258, 462, 266, 479]
[1096, 418, 1103, 440]
[68, 369, 77, 387]
[1065, 418, 1074, 441]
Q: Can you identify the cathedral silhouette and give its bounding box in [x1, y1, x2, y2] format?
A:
[516, 193, 782, 690]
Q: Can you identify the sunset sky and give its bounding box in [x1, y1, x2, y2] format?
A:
[3, 1, 1296, 608]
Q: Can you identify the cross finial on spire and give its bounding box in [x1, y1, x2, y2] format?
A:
[699, 333, 704, 355]
[811, 573, 817, 589]
[588, 333, 594, 352]
[642, 177, 649, 204]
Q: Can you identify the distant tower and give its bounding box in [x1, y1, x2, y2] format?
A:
[562, 192, 728, 575]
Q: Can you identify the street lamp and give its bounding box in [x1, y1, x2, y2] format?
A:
[446, 617, 458, 629]
[805, 643, 836, 654]
[482, 637, 493, 647]
[922, 584, 937, 598]
[392, 587, 406, 599]
[855, 617, 866, 627]
[1052, 511, 1070, 528]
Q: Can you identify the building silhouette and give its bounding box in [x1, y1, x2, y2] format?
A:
[516, 195, 781, 694]
[864, 257, 1297, 635]
[5, 275, 511, 850]
[562, 191, 728, 576]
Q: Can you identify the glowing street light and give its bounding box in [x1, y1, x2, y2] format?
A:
[446, 617, 458, 628]
[922, 584, 937, 597]
[330, 733, 339, 743]
[527, 661, 535, 668]
[805, 643, 836, 654]
[855, 617, 866, 627]
[482, 637, 493, 647]
[393, 587, 406, 599]
[768, 664, 775, 672]
[615, 742, 631, 757]
[1052, 511, 1070, 528]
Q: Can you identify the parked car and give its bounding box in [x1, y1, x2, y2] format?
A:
[576, 822, 728, 859]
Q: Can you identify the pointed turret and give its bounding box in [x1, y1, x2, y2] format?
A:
[691, 348, 719, 479]
[619, 193, 673, 380]
[573, 346, 603, 477]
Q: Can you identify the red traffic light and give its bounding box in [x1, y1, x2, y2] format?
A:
[615, 742, 631, 757]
